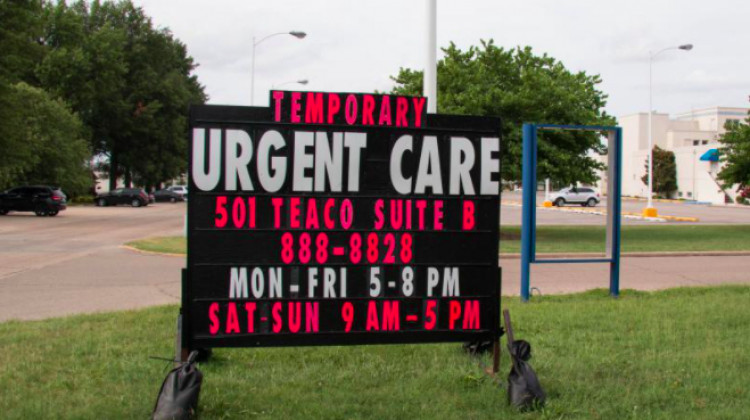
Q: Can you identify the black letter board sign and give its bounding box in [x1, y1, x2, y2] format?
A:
[184, 91, 502, 349]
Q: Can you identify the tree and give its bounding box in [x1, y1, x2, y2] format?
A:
[37, 0, 207, 190]
[0, 82, 91, 196]
[641, 145, 677, 198]
[717, 112, 750, 191]
[0, 0, 45, 85]
[390, 40, 615, 184]
[0, 0, 45, 185]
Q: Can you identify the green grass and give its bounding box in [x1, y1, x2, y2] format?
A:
[501, 224, 750, 253]
[128, 225, 750, 256]
[126, 236, 186, 255]
[1, 286, 749, 419]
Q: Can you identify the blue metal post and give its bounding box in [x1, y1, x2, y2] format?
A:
[520, 124, 536, 302]
[609, 127, 623, 297]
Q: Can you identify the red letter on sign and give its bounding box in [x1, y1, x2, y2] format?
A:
[327, 94, 341, 124]
[245, 302, 256, 333]
[306, 302, 319, 332]
[448, 300, 461, 330]
[412, 97, 426, 127]
[226, 303, 239, 334]
[272, 197, 283, 228]
[306, 92, 324, 123]
[291, 92, 302, 123]
[382, 301, 400, 331]
[463, 200, 475, 230]
[396, 96, 408, 127]
[272, 91, 284, 122]
[362, 94, 375, 125]
[209, 302, 220, 335]
[463, 300, 480, 330]
[215, 196, 228, 228]
[288, 301, 301, 333]
[366, 301, 379, 331]
[374, 199, 384, 230]
[272, 302, 282, 333]
[424, 300, 437, 330]
[290, 197, 301, 228]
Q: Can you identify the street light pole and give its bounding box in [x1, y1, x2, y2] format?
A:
[424, 0, 437, 113]
[251, 31, 306, 105]
[644, 43, 693, 217]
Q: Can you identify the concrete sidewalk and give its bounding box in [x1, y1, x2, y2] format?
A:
[499, 254, 750, 297]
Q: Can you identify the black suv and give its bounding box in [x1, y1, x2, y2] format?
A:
[0, 185, 67, 216]
[96, 188, 150, 207]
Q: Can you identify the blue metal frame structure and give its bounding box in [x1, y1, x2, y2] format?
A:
[520, 123, 623, 301]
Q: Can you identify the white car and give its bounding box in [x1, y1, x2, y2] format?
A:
[550, 187, 600, 207]
[167, 185, 188, 198]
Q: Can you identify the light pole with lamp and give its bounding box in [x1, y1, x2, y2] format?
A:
[251, 31, 306, 105]
[644, 43, 693, 217]
[271, 79, 309, 89]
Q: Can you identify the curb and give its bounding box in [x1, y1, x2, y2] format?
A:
[502, 201, 699, 222]
[499, 251, 750, 259]
[120, 245, 185, 258]
[621, 197, 684, 204]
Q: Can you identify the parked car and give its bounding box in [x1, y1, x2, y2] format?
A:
[153, 189, 186, 203]
[0, 185, 67, 216]
[167, 185, 188, 199]
[551, 187, 600, 207]
[95, 188, 150, 207]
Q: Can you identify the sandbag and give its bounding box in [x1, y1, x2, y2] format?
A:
[507, 340, 546, 410]
[152, 351, 203, 420]
[503, 310, 546, 410]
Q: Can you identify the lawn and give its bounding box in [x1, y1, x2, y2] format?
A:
[500, 224, 750, 254]
[1, 286, 749, 419]
[127, 225, 750, 256]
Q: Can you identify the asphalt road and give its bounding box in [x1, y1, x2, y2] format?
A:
[1, 200, 748, 321]
[0, 204, 185, 321]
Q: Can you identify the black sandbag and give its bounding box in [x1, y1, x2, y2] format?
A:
[503, 310, 546, 410]
[152, 351, 203, 420]
[507, 340, 546, 409]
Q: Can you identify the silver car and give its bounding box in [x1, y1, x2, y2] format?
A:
[550, 187, 600, 207]
[167, 185, 188, 198]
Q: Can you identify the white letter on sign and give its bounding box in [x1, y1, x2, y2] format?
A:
[390, 135, 413, 195]
[257, 130, 287, 193]
[449, 137, 475, 195]
[314, 132, 343, 192]
[293, 131, 315, 192]
[415, 136, 443, 194]
[192, 128, 221, 191]
[344, 132, 367, 192]
[481, 137, 500, 195]
[225, 129, 253, 191]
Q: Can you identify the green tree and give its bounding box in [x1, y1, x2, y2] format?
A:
[0, 0, 45, 84]
[0, 82, 91, 196]
[718, 113, 750, 191]
[641, 145, 677, 198]
[390, 40, 615, 184]
[37, 0, 206, 190]
[0, 0, 46, 184]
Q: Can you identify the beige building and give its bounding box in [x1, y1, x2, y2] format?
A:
[617, 106, 747, 205]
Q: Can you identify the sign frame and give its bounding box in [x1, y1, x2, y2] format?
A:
[182, 94, 503, 353]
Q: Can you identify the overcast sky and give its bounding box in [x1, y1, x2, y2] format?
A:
[133, 0, 749, 119]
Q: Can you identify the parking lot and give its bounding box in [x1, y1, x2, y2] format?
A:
[0, 203, 186, 321]
[501, 191, 750, 225]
